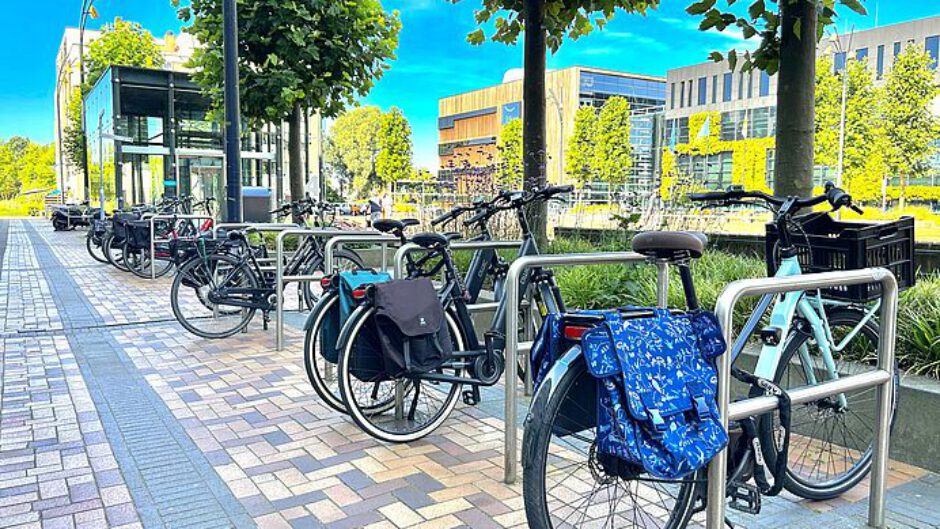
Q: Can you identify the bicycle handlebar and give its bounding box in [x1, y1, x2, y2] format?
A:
[689, 182, 862, 214]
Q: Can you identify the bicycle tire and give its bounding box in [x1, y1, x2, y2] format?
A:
[170, 253, 259, 339]
[86, 231, 108, 263]
[757, 308, 898, 500]
[337, 306, 465, 443]
[124, 241, 174, 279]
[523, 353, 699, 529]
[300, 249, 365, 310]
[104, 234, 130, 272]
[303, 293, 348, 413]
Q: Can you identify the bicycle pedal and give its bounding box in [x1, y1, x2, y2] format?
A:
[462, 389, 480, 406]
[728, 482, 761, 515]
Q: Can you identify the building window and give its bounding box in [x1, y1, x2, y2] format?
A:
[670, 83, 676, 109]
[926, 36, 939, 69]
[697, 77, 708, 105]
[687, 80, 693, 106]
[678, 117, 690, 144]
[894, 41, 902, 59]
[679, 81, 685, 108]
[759, 72, 770, 97]
[856, 47, 868, 62]
[747, 71, 754, 98]
[751, 107, 771, 138]
[877, 45, 885, 79]
[711, 75, 718, 104]
[738, 72, 745, 100]
[834, 51, 847, 72]
[722, 72, 732, 102]
[766, 149, 776, 188]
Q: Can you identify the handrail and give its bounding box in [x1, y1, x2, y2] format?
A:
[502, 252, 670, 483]
[148, 214, 214, 279]
[273, 229, 398, 351]
[707, 268, 897, 528]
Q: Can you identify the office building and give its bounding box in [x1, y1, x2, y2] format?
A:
[438, 66, 666, 197]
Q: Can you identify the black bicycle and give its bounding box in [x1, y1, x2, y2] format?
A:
[302, 193, 513, 414]
[170, 200, 364, 339]
[334, 186, 571, 443]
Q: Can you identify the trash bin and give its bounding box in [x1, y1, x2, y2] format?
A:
[242, 187, 273, 223]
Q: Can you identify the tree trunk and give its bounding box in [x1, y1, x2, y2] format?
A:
[773, 0, 817, 198]
[523, 0, 548, 247]
[289, 102, 305, 222]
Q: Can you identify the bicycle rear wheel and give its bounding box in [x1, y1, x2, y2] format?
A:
[523, 353, 699, 529]
[337, 307, 464, 443]
[758, 308, 898, 500]
[300, 249, 364, 309]
[124, 242, 174, 279]
[86, 231, 108, 263]
[104, 234, 129, 271]
[171, 254, 259, 339]
[304, 293, 347, 413]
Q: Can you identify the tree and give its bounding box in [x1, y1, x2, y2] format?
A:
[566, 106, 597, 184]
[882, 45, 940, 208]
[325, 107, 384, 197]
[592, 97, 633, 187]
[84, 18, 164, 90]
[176, 0, 400, 203]
[0, 139, 56, 200]
[497, 118, 524, 188]
[689, 0, 868, 198]
[376, 108, 414, 186]
[63, 19, 163, 179]
[814, 56, 882, 201]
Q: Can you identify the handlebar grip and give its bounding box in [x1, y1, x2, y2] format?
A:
[542, 184, 574, 195]
[688, 192, 729, 202]
[432, 210, 455, 226]
[463, 210, 488, 227]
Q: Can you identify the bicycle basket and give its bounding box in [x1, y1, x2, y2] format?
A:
[766, 214, 915, 302]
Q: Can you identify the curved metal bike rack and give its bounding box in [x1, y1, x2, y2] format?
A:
[502, 252, 670, 483]
[274, 229, 398, 350]
[148, 214, 215, 279]
[707, 268, 898, 528]
[211, 222, 300, 239]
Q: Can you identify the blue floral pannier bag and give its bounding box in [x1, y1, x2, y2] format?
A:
[581, 309, 728, 480]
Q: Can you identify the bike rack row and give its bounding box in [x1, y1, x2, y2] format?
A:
[706, 268, 897, 529]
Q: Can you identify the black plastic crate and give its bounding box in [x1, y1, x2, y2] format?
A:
[765, 215, 915, 302]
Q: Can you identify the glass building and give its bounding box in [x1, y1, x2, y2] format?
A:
[84, 66, 288, 211]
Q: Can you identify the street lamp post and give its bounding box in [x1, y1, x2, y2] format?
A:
[547, 87, 565, 185]
[78, 0, 98, 203]
[222, 0, 243, 222]
[829, 26, 855, 191]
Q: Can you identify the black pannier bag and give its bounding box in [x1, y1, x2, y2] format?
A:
[371, 278, 453, 378]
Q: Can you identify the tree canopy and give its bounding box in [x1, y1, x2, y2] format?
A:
[176, 0, 401, 125]
[497, 118, 524, 188]
[84, 18, 164, 90]
[592, 97, 633, 186]
[376, 107, 414, 185]
[566, 105, 597, 185]
[0, 138, 56, 201]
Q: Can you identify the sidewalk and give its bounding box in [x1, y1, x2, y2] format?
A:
[0, 219, 937, 529]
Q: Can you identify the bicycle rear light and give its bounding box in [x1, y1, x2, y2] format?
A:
[320, 276, 333, 289]
[563, 324, 592, 341]
[351, 287, 369, 300]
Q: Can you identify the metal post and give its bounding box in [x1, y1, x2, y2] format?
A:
[655, 260, 669, 307]
[707, 268, 897, 528]
[149, 214, 214, 279]
[503, 252, 654, 484]
[222, 0, 242, 223]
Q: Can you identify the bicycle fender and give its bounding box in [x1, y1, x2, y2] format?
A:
[303, 292, 338, 331]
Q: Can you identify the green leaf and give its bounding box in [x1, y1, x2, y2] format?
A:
[748, 0, 766, 20]
[687, 0, 718, 16]
[839, 0, 868, 15]
[793, 18, 802, 40]
[728, 49, 738, 71]
[709, 51, 725, 62]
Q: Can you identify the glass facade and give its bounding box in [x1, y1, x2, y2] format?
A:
[697, 77, 707, 105]
[84, 66, 282, 211]
[723, 72, 733, 102]
[579, 72, 666, 109]
[834, 51, 847, 72]
[877, 45, 886, 79]
[856, 47, 869, 61]
[926, 35, 940, 69]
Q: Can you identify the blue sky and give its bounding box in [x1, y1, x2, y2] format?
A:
[2, 1, 940, 170]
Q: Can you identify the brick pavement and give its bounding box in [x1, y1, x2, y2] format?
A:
[1, 218, 938, 529]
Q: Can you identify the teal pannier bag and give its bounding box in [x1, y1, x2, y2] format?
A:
[320, 270, 391, 364]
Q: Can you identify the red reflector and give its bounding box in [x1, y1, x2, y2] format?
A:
[320, 276, 333, 288]
[352, 287, 368, 299]
[563, 325, 591, 340]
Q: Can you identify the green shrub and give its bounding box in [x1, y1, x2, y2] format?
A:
[898, 275, 940, 378]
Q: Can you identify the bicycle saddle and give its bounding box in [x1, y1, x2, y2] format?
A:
[412, 232, 459, 249]
[372, 218, 419, 234]
[632, 231, 708, 259]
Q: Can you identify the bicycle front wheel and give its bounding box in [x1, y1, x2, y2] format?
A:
[337, 307, 464, 443]
[86, 231, 108, 263]
[523, 352, 699, 529]
[171, 254, 259, 339]
[758, 307, 898, 500]
[304, 292, 348, 413]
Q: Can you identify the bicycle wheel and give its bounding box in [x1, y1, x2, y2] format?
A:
[337, 307, 465, 443]
[104, 234, 130, 271]
[171, 253, 259, 339]
[301, 249, 365, 310]
[304, 292, 347, 413]
[124, 242, 174, 279]
[523, 353, 699, 529]
[757, 307, 898, 500]
[86, 231, 108, 263]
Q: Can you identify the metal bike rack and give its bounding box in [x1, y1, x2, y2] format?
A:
[706, 268, 898, 528]
[274, 229, 397, 350]
[502, 252, 670, 483]
[322, 234, 400, 275]
[148, 214, 215, 279]
[392, 240, 522, 279]
[211, 223, 300, 239]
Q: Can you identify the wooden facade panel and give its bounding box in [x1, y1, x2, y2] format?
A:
[439, 113, 499, 143]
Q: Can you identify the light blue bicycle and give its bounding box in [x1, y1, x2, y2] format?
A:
[689, 183, 901, 502]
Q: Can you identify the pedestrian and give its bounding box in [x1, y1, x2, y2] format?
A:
[382, 192, 393, 219]
[369, 192, 382, 227]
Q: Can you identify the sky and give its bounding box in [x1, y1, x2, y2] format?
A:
[2, 1, 940, 171]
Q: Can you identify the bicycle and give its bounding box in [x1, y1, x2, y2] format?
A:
[123, 197, 216, 279]
[334, 186, 572, 443]
[302, 194, 513, 414]
[169, 201, 364, 339]
[521, 184, 902, 528]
